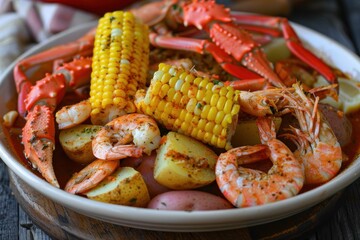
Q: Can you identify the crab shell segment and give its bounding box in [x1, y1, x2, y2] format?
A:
[24, 73, 67, 114]
[22, 105, 59, 188]
[181, 0, 232, 29]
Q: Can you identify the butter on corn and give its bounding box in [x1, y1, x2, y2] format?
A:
[136, 63, 240, 150]
[90, 11, 149, 125]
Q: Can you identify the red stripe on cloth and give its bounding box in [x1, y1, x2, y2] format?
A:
[25, 4, 47, 41]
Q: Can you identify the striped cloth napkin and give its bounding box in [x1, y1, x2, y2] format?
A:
[0, 0, 98, 74]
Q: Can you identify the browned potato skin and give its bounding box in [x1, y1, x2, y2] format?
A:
[147, 190, 234, 211]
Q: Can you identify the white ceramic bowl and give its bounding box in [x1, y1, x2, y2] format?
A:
[1, 21, 360, 232]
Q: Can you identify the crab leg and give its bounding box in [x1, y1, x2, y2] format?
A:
[149, 32, 284, 87]
[13, 28, 95, 116]
[21, 57, 92, 188]
[23, 57, 92, 114]
[231, 14, 337, 84]
[23, 105, 58, 187]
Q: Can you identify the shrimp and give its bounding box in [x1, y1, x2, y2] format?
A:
[238, 89, 292, 117]
[281, 83, 342, 184]
[65, 159, 119, 194]
[92, 113, 161, 161]
[55, 99, 91, 129]
[216, 117, 304, 208]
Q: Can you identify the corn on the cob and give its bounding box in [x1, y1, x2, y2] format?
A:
[136, 63, 240, 150]
[90, 11, 149, 125]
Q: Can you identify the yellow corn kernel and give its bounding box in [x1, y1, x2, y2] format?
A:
[180, 82, 191, 93]
[185, 73, 195, 83]
[204, 90, 213, 104]
[210, 93, 220, 106]
[161, 72, 172, 83]
[185, 112, 193, 123]
[193, 102, 203, 116]
[164, 102, 173, 114]
[198, 119, 207, 130]
[159, 84, 170, 98]
[216, 96, 227, 110]
[169, 76, 178, 87]
[197, 129, 205, 141]
[223, 99, 234, 113]
[204, 121, 215, 133]
[200, 105, 211, 119]
[215, 111, 225, 124]
[193, 77, 201, 86]
[157, 100, 166, 112]
[191, 128, 199, 138]
[173, 92, 182, 104]
[196, 89, 206, 101]
[217, 137, 226, 149]
[213, 124, 223, 135]
[186, 98, 197, 113]
[207, 106, 217, 121]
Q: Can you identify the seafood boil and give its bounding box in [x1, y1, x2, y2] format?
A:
[2, 0, 359, 210]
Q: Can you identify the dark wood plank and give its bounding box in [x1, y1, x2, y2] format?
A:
[19, 206, 52, 240]
[0, 161, 18, 239]
[9, 170, 253, 240]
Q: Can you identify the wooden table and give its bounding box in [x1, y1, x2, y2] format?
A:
[1, 0, 360, 239]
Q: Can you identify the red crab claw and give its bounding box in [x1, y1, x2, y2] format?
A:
[149, 24, 285, 89]
[21, 57, 92, 116]
[147, 0, 286, 90]
[24, 73, 67, 113]
[22, 105, 58, 187]
[13, 29, 95, 116]
[21, 57, 92, 187]
[231, 14, 337, 86]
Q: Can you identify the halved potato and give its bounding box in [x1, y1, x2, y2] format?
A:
[59, 124, 102, 164]
[263, 38, 291, 62]
[86, 167, 150, 207]
[154, 132, 217, 190]
[231, 117, 282, 147]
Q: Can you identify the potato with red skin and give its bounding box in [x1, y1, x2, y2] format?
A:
[319, 104, 352, 146]
[136, 153, 171, 198]
[147, 190, 234, 211]
[122, 153, 170, 198]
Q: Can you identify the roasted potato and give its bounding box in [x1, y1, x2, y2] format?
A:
[231, 117, 282, 147]
[154, 132, 217, 190]
[86, 167, 150, 207]
[263, 38, 291, 62]
[59, 124, 102, 164]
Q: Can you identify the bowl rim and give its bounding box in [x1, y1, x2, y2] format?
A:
[1, 19, 360, 232]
